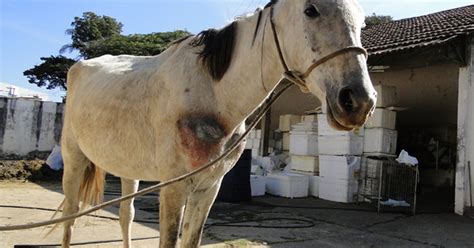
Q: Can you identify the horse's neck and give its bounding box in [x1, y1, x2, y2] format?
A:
[216, 9, 284, 129]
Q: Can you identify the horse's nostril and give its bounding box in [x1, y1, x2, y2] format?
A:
[339, 88, 356, 113]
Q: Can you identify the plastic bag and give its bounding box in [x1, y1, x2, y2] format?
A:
[396, 149, 418, 166]
[46, 145, 64, 171]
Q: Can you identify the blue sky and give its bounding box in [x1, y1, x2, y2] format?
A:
[1, 0, 473, 102]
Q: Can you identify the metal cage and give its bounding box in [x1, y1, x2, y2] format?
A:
[358, 157, 418, 214]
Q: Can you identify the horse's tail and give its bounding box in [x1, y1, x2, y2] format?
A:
[79, 163, 106, 210]
[45, 163, 105, 237]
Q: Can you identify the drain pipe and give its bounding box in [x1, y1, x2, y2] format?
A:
[469, 161, 472, 208]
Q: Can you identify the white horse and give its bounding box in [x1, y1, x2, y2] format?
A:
[60, 0, 376, 247]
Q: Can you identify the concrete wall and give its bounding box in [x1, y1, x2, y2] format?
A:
[0, 97, 63, 156]
[456, 37, 474, 214]
[269, 63, 459, 130]
[370, 64, 460, 127]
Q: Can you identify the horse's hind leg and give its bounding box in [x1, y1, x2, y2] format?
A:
[120, 178, 139, 248]
[61, 137, 90, 247]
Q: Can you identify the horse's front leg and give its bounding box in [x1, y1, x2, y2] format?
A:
[159, 183, 187, 248]
[180, 179, 222, 248]
[120, 178, 139, 248]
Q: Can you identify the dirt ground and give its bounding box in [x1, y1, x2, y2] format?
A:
[1, 179, 474, 247]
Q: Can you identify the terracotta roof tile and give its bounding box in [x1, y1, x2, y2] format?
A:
[362, 5, 474, 55]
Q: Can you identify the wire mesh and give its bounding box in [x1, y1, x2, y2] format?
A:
[358, 157, 418, 214]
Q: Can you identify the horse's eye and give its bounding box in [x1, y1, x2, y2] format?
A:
[304, 5, 320, 18]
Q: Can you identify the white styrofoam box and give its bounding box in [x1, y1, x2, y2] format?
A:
[375, 85, 399, 108]
[318, 135, 364, 155]
[291, 155, 319, 173]
[266, 172, 309, 198]
[251, 164, 264, 176]
[251, 148, 260, 157]
[309, 175, 320, 197]
[289, 131, 318, 156]
[364, 128, 398, 155]
[302, 115, 318, 123]
[255, 130, 262, 139]
[249, 130, 256, 139]
[279, 115, 301, 132]
[253, 139, 261, 149]
[319, 177, 358, 203]
[366, 108, 397, 129]
[319, 155, 361, 180]
[317, 114, 364, 136]
[251, 175, 266, 196]
[282, 132, 290, 151]
[291, 123, 318, 132]
[245, 139, 253, 149]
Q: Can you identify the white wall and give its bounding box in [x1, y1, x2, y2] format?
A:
[456, 37, 474, 214]
[370, 64, 459, 127]
[0, 97, 63, 156]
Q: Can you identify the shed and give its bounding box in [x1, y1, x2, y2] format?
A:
[267, 5, 474, 215]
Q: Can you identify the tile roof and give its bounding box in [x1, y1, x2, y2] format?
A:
[362, 5, 474, 56]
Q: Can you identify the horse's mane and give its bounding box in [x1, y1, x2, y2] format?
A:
[190, 0, 278, 81]
[190, 22, 238, 81]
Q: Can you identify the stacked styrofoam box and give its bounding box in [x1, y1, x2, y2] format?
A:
[266, 172, 309, 198]
[247, 129, 262, 158]
[292, 170, 320, 197]
[317, 114, 364, 156]
[319, 155, 360, 203]
[317, 114, 363, 203]
[364, 85, 399, 156]
[288, 115, 320, 197]
[251, 175, 266, 196]
[279, 115, 301, 152]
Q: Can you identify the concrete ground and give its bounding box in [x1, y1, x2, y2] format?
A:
[1, 181, 473, 248]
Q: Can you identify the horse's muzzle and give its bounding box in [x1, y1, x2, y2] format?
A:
[326, 86, 377, 130]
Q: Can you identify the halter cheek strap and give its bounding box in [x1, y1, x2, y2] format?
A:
[269, 6, 368, 93]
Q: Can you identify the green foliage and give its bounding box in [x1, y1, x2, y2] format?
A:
[84, 31, 191, 58]
[365, 13, 393, 27]
[23, 56, 76, 90]
[60, 12, 123, 58]
[25, 11, 191, 91]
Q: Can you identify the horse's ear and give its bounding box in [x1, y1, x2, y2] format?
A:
[264, 0, 278, 9]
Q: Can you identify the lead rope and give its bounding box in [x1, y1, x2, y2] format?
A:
[0, 82, 293, 232]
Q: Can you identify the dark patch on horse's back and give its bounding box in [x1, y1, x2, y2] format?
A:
[190, 22, 238, 81]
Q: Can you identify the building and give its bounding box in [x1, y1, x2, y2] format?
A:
[268, 5, 474, 215]
[362, 4, 474, 215]
[0, 82, 49, 101]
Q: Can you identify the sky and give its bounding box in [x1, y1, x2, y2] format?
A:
[1, 0, 473, 102]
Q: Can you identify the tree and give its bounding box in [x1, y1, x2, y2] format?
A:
[365, 13, 393, 27]
[83, 31, 191, 58]
[23, 56, 76, 90]
[60, 12, 123, 58]
[25, 12, 191, 91]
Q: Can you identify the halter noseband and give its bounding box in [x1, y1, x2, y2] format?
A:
[269, 6, 368, 93]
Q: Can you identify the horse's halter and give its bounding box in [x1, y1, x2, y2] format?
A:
[269, 5, 368, 93]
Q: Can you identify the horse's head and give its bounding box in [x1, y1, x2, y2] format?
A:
[270, 0, 376, 131]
